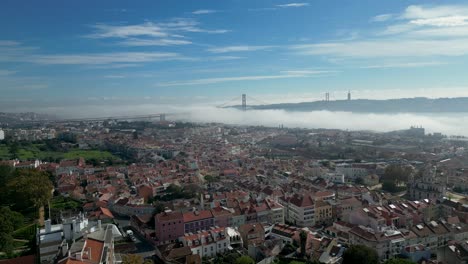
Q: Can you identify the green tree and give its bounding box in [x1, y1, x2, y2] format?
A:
[235, 255, 255, 264]
[7, 169, 54, 211]
[342, 245, 379, 264]
[299, 230, 308, 257]
[0, 207, 24, 253]
[384, 258, 415, 264]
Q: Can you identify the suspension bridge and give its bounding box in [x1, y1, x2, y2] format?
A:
[31, 94, 271, 123]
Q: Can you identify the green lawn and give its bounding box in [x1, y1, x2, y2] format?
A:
[0, 143, 118, 162]
[50, 196, 82, 210]
[0, 145, 11, 159]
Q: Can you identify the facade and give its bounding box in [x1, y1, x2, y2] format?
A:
[336, 165, 369, 181]
[37, 220, 64, 264]
[407, 166, 446, 200]
[155, 210, 184, 245]
[183, 210, 214, 234]
[280, 194, 315, 227]
[179, 227, 230, 258]
[315, 200, 333, 225]
[0, 129, 4, 140]
[238, 223, 265, 250]
[348, 226, 406, 261]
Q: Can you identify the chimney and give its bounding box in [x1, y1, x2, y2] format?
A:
[45, 219, 52, 232]
[98, 220, 102, 230]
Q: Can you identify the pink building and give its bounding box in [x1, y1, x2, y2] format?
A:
[211, 207, 232, 227]
[155, 210, 184, 245]
[183, 210, 214, 233]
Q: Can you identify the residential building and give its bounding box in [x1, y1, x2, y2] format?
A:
[155, 210, 184, 245]
[315, 200, 333, 225]
[179, 227, 230, 258]
[407, 166, 446, 200]
[280, 194, 315, 227]
[57, 224, 121, 264]
[183, 210, 214, 234]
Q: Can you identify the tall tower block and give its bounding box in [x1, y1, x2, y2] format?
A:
[347, 91, 351, 101]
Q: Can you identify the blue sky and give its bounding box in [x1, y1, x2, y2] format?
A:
[2, 0, 468, 108]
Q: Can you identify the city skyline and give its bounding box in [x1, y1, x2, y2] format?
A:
[3, 0, 468, 109]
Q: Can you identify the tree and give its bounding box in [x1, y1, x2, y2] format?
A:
[0, 207, 24, 253]
[299, 230, 308, 257]
[342, 245, 379, 264]
[383, 258, 415, 264]
[7, 169, 54, 211]
[235, 255, 255, 264]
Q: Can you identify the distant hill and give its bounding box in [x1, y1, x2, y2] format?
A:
[233, 97, 468, 113]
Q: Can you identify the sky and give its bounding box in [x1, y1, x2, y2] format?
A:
[3, 0, 468, 126]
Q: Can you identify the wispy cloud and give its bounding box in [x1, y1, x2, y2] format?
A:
[156, 70, 332, 87]
[192, 9, 217, 15]
[207, 45, 274, 53]
[117, 38, 192, 46]
[27, 52, 187, 65]
[371, 14, 393, 22]
[0, 40, 20, 46]
[277, 3, 309, 8]
[85, 18, 228, 47]
[210, 56, 245, 61]
[359, 61, 446, 69]
[0, 70, 16, 76]
[292, 4, 468, 60]
[104, 75, 125, 78]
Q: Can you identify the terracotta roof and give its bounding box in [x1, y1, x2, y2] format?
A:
[83, 238, 104, 263]
[290, 194, 314, 208]
[156, 211, 183, 222]
[183, 210, 213, 223]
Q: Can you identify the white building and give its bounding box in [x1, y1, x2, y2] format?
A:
[279, 194, 315, 227]
[179, 227, 231, 258]
[323, 172, 345, 184]
[336, 164, 368, 181]
[37, 213, 91, 264]
[37, 219, 64, 264]
[0, 129, 4, 140]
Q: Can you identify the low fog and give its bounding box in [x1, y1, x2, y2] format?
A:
[13, 102, 468, 136]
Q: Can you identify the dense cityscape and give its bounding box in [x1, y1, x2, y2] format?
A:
[1, 114, 468, 264]
[4, 1, 468, 264]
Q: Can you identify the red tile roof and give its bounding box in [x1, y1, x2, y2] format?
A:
[183, 210, 213, 223]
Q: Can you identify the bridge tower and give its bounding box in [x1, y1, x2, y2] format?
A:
[242, 94, 247, 111]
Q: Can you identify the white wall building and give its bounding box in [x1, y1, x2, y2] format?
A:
[180, 227, 231, 258]
[0, 129, 4, 140]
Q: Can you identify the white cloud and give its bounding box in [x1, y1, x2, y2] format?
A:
[104, 75, 125, 78]
[207, 45, 274, 53]
[192, 9, 217, 15]
[359, 61, 445, 69]
[88, 22, 168, 38]
[117, 38, 192, 46]
[28, 52, 186, 65]
[277, 3, 309, 8]
[291, 38, 468, 58]
[210, 56, 245, 61]
[156, 69, 335, 87]
[371, 14, 393, 22]
[156, 73, 309, 87]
